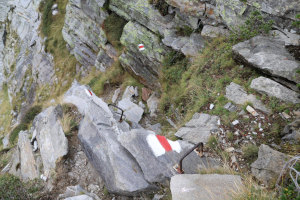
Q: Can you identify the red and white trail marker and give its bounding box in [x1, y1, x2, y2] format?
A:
[85, 89, 93, 97]
[138, 44, 145, 51]
[146, 134, 181, 157]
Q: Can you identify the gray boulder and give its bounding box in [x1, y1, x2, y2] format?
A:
[17, 131, 39, 180]
[33, 106, 68, 178]
[171, 174, 243, 200]
[251, 144, 290, 187]
[64, 195, 93, 200]
[118, 98, 144, 124]
[225, 82, 271, 114]
[63, 82, 155, 195]
[232, 36, 300, 84]
[250, 77, 300, 104]
[270, 30, 300, 46]
[147, 93, 159, 118]
[175, 113, 220, 144]
[281, 119, 300, 142]
[118, 129, 220, 183]
[201, 25, 229, 38]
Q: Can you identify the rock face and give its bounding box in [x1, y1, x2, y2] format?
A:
[118, 98, 144, 124]
[225, 82, 271, 113]
[62, 0, 112, 69]
[232, 36, 300, 84]
[119, 21, 169, 88]
[0, 0, 55, 121]
[17, 131, 39, 180]
[250, 77, 300, 104]
[170, 174, 243, 200]
[63, 82, 154, 195]
[33, 106, 68, 177]
[251, 144, 290, 187]
[175, 113, 220, 144]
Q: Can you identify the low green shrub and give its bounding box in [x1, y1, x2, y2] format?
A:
[242, 144, 259, 163]
[103, 12, 127, 51]
[176, 25, 194, 37]
[21, 105, 42, 124]
[0, 174, 30, 199]
[230, 10, 274, 43]
[40, 0, 54, 37]
[9, 123, 27, 144]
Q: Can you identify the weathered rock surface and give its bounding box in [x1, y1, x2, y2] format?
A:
[175, 113, 220, 144]
[225, 82, 271, 113]
[201, 25, 229, 38]
[0, 0, 55, 121]
[165, 0, 205, 18]
[17, 130, 39, 180]
[171, 174, 243, 200]
[62, 0, 111, 68]
[251, 144, 290, 187]
[33, 106, 68, 177]
[250, 77, 300, 104]
[232, 36, 300, 84]
[58, 185, 101, 200]
[118, 129, 220, 183]
[63, 82, 154, 195]
[119, 21, 169, 88]
[281, 119, 300, 142]
[270, 30, 300, 46]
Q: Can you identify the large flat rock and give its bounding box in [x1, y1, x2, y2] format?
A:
[63, 82, 155, 195]
[250, 77, 300, 104]
[118, 129, 220, 183]
[118, 98, 144, 124]
[175, 113, 220, 144]
[171, 174, 243, 200]
[232, 36, 300, 83]
[225, 82, 271, 113]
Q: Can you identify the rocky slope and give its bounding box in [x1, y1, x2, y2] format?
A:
[0, 0, 299, 199]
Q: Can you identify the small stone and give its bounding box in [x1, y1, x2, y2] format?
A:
[52, 4, 58, 10]
[231, 155, 237, 163]
[209, 104, 214, 110]
[217, 119, 221, 125]
[224, 102, 237, 112]
[33, 140, 38, 152]
[259, 128, 263, 131]
[40, 174, 47, 181]
[112, 88, 121, 103]
[138, 101, 145, 109]
[234, 131, 239, 136]
[281, 112, 291, 119]
[232, 120, 239, 125]
[252, 132, 257, 135]
[225, 147, 235, 153]
[166, 117, 177, 129]
[142, 88, 152, 101]
[293, 110, 300, 117]
[52, 10, 58, 16]
[152, 194, 164, 200]
[246, 105, 259, 117]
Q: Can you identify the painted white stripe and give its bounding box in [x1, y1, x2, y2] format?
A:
[146, 134, 165, 157]
[139, 47, 145, 51]
[85, 89, 92, 97]
[168, 140, 181, 153]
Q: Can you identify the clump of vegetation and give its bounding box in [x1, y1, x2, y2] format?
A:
[21, 105, 42, 124]
[230, 10, 274, 43]
[9, 123, 27, 144]
[0, 84, 13, 137]
[0, 174, 43, 199]
[279, 162, 300, 200]
[176, 25, 194, 37]
[149, 0, 169, 16]
[9, 105, 42, 144]
[102, 13, 127, 51]
[40, 0, 54, 37]
[242, 144, 259, 164]
[207, 135, 219, 150]
[291, 14, 300, 28]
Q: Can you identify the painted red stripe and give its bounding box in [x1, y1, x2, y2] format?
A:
[156, 135, 172, 152]
[139, 45, 144, 48]
[88, 89, 92, 96]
